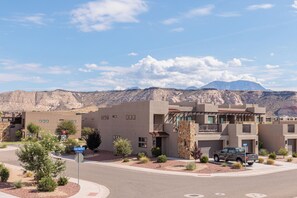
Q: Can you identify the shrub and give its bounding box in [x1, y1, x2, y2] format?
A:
[24, 171, 33, 178]
[13, 180, 23, 189]
[157, 155, 167, 163]
[137, 152, 147, 160]
[268, 152, 276, 160]
[200, 156, 209, 163]
[293, 152, 297, 158]
[185, 162, 196, 170]
[56, 120, 77, 136]
[258, 158, 264, 163]
[232, 162, 243, 169]
[139, 156, 150, 164]
[37, 177, 57, 192]
[191, 142, 202, 161]
[259, 149, 268, 156]
[221, 162, 227, 167]
[287, 157, 293, 162]
[266, 159, 275, 165]
[0, 167, 10, 182]
[86, 130, 102, 153]
[15, 130, 23, 140]
[278, 147, 288, 159]
[151, 147, 162, 157]
[63, 139, 79, 154]
[57, 176, 68, 186]
[123, 158, 130, 163]
[113, 138, 133, 158]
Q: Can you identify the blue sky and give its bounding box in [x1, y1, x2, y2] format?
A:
[0, 0, 297, 92]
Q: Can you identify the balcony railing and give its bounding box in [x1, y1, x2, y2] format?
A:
[153, 124, 164, 131]
[199, 124, 219, 132]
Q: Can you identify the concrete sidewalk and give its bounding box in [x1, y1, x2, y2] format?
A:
[56, 154, 297, 178]
[0, 163, 110, 198]
[0, 146, 19, 152]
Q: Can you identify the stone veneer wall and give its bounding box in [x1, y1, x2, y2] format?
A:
[177, 121, 196, 159]
[0, 122, 10, 141]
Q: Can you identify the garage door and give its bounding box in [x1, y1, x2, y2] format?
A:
[288, 139, 296, 155]
[198, 140, 223, 158]
[242, 140, 253, 153]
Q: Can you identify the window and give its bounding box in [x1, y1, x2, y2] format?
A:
[288, 124, 295, 133]
[243, 124, 251, 133]
[126, 115, 136, 120]
[39, 119, 49, 123]
[59, 119, 64, 122]
[208, 116, 215, 124]
[112, 115, 118, 118]
[113, 135, 121, 141]
[221, 148, 228, 153]
[101, 115, 109, 120]
[138, 137, 147, 148]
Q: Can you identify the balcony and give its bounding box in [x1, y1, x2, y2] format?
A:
[153, 124, 164, 131]
[199, 124, 219, 132]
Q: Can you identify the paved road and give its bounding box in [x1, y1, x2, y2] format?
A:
[1, 149, 297, 198]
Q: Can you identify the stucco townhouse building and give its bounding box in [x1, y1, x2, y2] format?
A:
[82, 100, 266, 159]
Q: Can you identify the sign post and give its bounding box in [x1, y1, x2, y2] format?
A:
[73, 146, 85, 185]
[243, 143, 248, 170]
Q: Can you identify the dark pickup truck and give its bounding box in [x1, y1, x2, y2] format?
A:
[214, 147, 258, 166]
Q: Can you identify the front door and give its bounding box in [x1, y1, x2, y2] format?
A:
[156, 137, 162, 152]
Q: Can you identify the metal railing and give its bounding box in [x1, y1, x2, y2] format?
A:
[199, 124, 219, 132]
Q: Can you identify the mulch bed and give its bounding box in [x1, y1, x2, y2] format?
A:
[0, 182, 80, 198]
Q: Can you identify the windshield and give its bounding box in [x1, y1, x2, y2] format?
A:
[236, 148, 245, 153]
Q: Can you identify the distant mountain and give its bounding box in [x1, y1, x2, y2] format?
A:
[1, 88, 297, 116]
[201, 80, 267, 91]
[185, 86, 199, 90]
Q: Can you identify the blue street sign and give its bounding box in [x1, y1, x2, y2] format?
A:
[243, 143, 248, 147]
[73, 146, 85, 153]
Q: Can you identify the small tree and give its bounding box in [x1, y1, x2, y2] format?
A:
[86, 129, 102, 153]
[27, 123, 41, 138]
[16, 134, 66, 181]
[81, 127, 94, 141]
[56, 120, 77, 138]
[113, 138, 132, 158]
[15, 130, 23, 141]
[191, 141, 202, 162]
[278, 147, 288, 159]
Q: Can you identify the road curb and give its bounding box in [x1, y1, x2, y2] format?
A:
[53, 154, 297, 178]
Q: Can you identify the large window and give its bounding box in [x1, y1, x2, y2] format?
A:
[138, 137, 147, 148]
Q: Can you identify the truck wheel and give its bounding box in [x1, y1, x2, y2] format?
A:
[236, 158, 243, 164]
[248, 162, 254, 166]
[214, 155, 220, 162]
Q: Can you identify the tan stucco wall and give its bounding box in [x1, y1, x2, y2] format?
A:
[259, 124, 285, 152]
[23, 111, 82, 138]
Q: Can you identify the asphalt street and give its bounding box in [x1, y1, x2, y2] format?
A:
[1, 149, 297, 198]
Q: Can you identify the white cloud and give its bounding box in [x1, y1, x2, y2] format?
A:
[266, 64, 279, 69]
[270, 52, 275, 57]
[0, 59, 71, 75]
[162, 5, 214, 26]
[170, 27, 184, 32]
[185, 5, 214, 18]
[1, 13, 47, 25]
[217, 12, 241, 17]
[292, 0, 297, 9]
[162, 18, 179, 25]
[227, 58, 242, 67]
[247, 4, 274, 10]
[71, 0, 148, 32]
[128, 52, 138, 56]
[0, 73, 46, 83]
[75, 55, 257, 89]
[100, 60, 109, 65]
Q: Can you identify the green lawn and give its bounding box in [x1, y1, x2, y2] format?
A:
[0, 141, 24, 146]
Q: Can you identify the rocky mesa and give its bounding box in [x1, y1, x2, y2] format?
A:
[1, 88, 297, 116]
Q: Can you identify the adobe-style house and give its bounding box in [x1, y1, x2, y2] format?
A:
[0, 112, 22, 141]
[82, 100, 266, 159]
[22, 111, 82, 139]
[259, 118, 297, 155]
